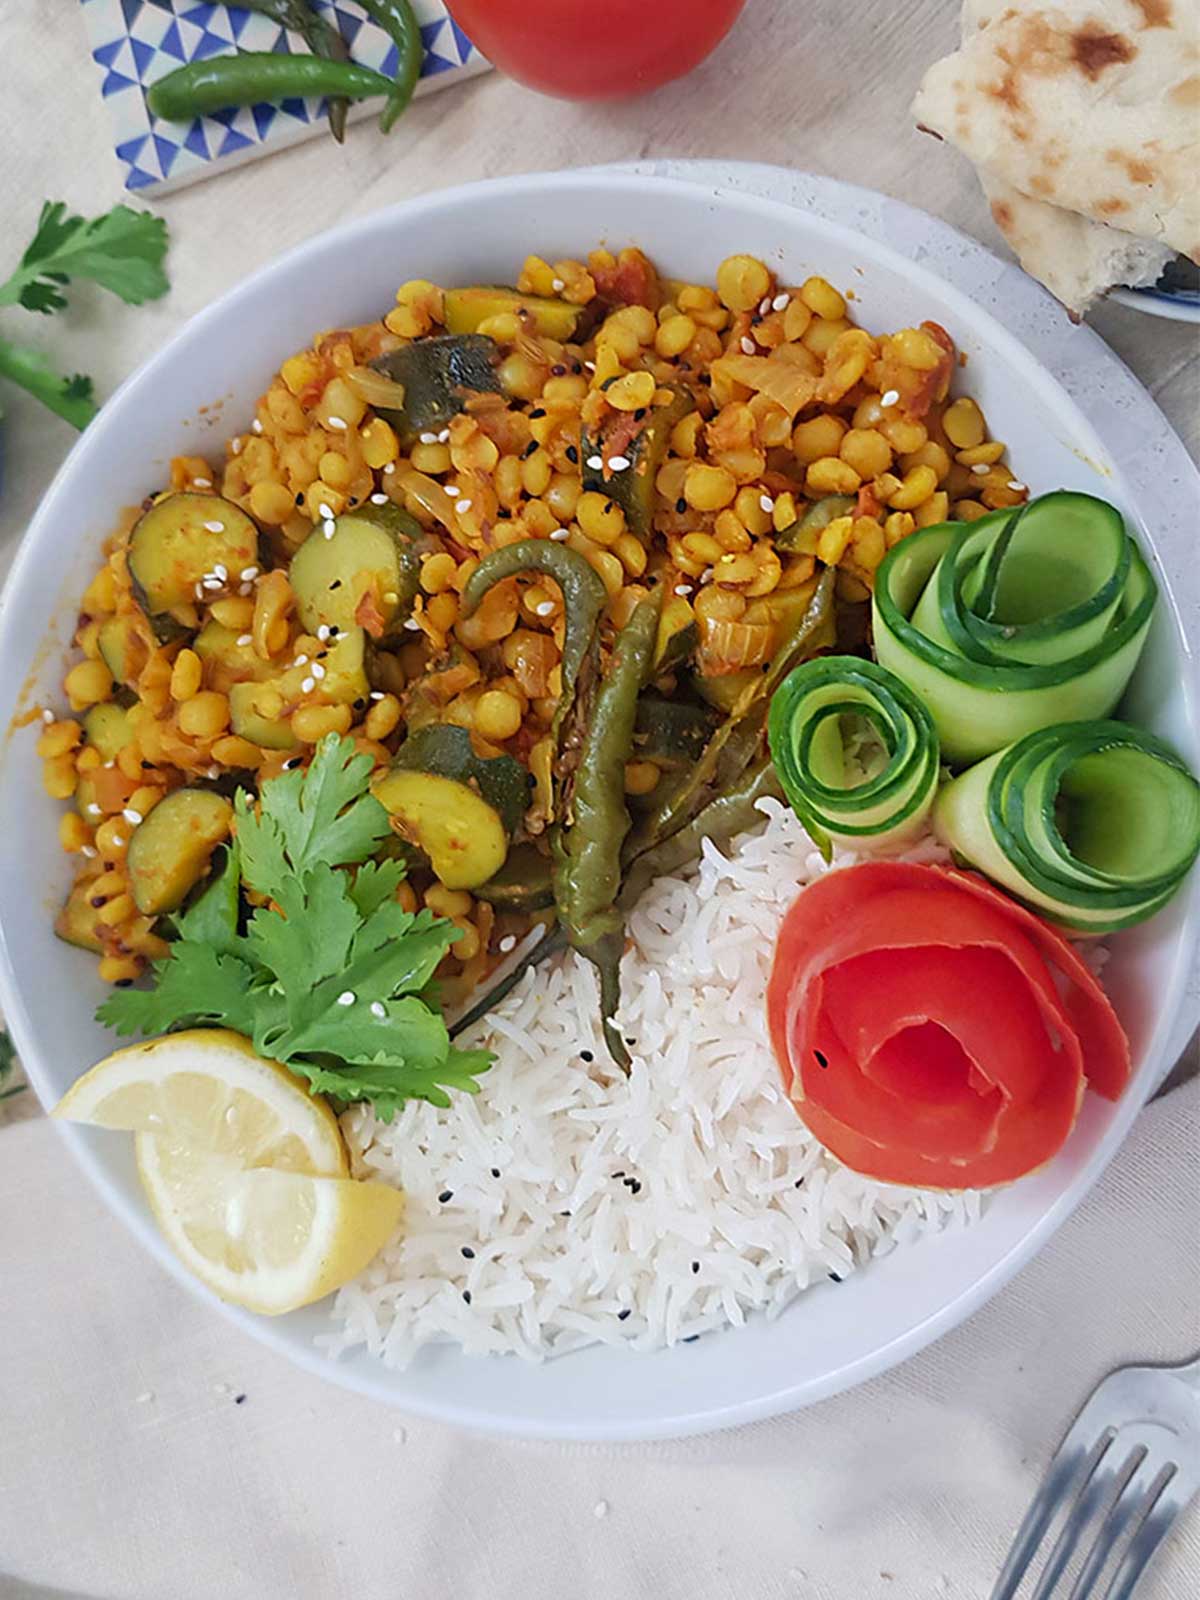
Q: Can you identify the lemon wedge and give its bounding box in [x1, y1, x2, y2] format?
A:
[55, 1030, 403, 1315]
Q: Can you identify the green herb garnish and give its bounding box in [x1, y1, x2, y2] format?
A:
[0, 1028, 23, 1103]
[98, 735, 493, 1119]
[0, 201, 169, 430]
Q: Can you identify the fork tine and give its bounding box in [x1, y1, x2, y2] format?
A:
[991, 1428, 1115, 1600]
[1069, 1455, 1175, 1600]
[1029, 1435, 1135, 1600]
[1102, 1473, 1186, 1600]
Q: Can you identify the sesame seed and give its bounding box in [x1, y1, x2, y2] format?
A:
[758, 296, 772, 315]
[552, 278, 565, 292]
[740, 336, 756, 355]
[301, 677, 315, 694]
[607, 455, 631, 472]
[586, 454, 604, 470]
[203, 520, 225, 533]
[456, 498, 472, 514]
[759, 494, 775, 513]
[772, 292, 791, 311]
[403, 616, 422, 631]
[110, 834, 124, 848]
[121, 808, 143, 826]
[880, 389, 900, 408]
[369, 691, 385, 701]
[317, 503, 334, 520]
[535, 600, 556, 617]
[240, 566, 258, 581]
[237, 634, 252, 647]
[370, 492, 389, 505]
[323, 520, 336, 539]
[326, 416, 348, 431]
[251, 419, 263, 434]
[230, 436, 243, 453]
[207, 766, 220, 779]
[1008, 480, 1027, 492]
[498, 934, 517, 953]
[311, 662, 326, 680]
[383, 462, 396, 475]
[593, 1501, 609, 1520]
[293, 653, 308, 666]
[972, 463, 990, 476]
[238, 583, 253, 596]
[80, 844, 97, 858]
[549, 527, 570, 541]
[337, 991, 355, 1006]
[213, 564, 227, 581]
[40, 707, 54, 724]
[370, 1001, 386, 1019]
[316, 624, 330, 641]
[673, 583, 692, 597]
[192, 477, 212, 488]
[437, 428, 451, 443]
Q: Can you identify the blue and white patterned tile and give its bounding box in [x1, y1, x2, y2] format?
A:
[80, 0, 489, 194]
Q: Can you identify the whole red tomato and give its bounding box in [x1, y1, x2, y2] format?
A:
[446, 0, 746, 100]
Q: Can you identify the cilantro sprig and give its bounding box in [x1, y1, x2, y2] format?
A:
[98, 736, 493, 1119]
[0, 201, 169, 431]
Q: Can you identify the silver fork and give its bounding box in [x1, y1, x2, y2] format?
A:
[991, 1355, 1200, 1599]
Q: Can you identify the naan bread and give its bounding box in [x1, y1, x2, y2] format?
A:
[914, 0, 1199, 314]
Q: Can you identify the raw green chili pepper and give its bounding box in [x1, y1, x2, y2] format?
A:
[628, 565, 837, 858]
[461, 540, 608, 787]
[448, 924, 565, 1040]
[618, 758, 785, 914]
[359, 0, 424, 134]
[240, 1, 352, 142]
[552, 587, 664, 1071]
[146, 54, 394, 122]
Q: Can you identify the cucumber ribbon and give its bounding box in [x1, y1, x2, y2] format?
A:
[768, 656, 940, 859]
[872, 492, 1157, 764]
[934, 720, 1200, 931]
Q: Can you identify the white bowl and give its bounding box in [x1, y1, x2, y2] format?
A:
[1, 171, 1197, 1441]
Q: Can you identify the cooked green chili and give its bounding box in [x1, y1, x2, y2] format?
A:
[774, 495, 856, 555]
[553, 587, 664, 1071]
[146, 54, 394, 122]
[240, 0, 352, 141]
[359, 0, 423, 133]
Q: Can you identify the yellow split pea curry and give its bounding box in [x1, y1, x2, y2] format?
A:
[39, 243, 1026, 1031]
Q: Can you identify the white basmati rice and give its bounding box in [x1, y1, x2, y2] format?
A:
[324, 801, 981, 1367]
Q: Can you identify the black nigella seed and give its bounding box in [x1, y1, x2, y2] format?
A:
[550, 363, 567, 377]
[90, 896, 107, 909]
[814, 1049, 829, 1068]
[828, 1272, 843, 1284]
[522, 440, 538, 459]
[794, 1177, 805, 1189]
[491, 1167, 500, 1179]
[115, 979, 133, 989]
[565, 444, 578, 463]
[612, 1171, 625, 1180]
[625, 1036, 635, 1047]
[294, 493, 304, 506]
[675, 497, 687, 514]
[580, 1050, 594, 1063]
[630, 1180, 642, 1194]
[683, 1335, 699, 1344]
[618, 1308, 631, 1321]
[461, 1246, 475, 1260]
[438, 1190, 453, 1203]
[634, 408, 647, 421]
[572, 361, 583, 374]
[462, 1290, 472, 1305]
[692, 1261, 700, 1274]
[329, 578, 342, 590]
[529, 407, 546, 419]
[234, 1393, 246, 1405]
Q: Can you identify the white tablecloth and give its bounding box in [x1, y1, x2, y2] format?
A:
[2, 4, 1198, 1595]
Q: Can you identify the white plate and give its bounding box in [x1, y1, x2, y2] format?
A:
[0, 170, 1197, 1441]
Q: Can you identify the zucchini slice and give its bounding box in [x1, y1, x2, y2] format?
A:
[128, 494, 259, 622]
[289, 502, 432, 639]
[373, 724, 531, 890]
[194, 622, 276, 691]
[83, 702, 137, 764]
[652, 593, 698, 675]
[767, 655, 940, 859]
[474, 841, 555, 912]
[97, 615, 150, 687]
[873, 493, 1157, 765]
[933, 719, 1200, 931]
[227, 628, 369, 750]
[55, 881, 107, 954]
[580, 387, 694, 537]
[126, 789, 234, 915]
[370, 334, 504, 446]
[443, 286, 588, 342]
[633, 697, 720, 769]
[228, 683, 298, 751]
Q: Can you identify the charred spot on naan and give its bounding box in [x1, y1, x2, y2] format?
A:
[1130, 0, 1172, 28]
[1070, 25, 1137, 80]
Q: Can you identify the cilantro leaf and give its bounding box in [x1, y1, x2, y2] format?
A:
[0, 202, 169, 314]
[95, 735, 492, 1116]
[97, 945, 261, 1039]
[0, 336, 96, 429]
[0, 1027, 23, 1103]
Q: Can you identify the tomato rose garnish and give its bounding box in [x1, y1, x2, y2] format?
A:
[766, 862, 1130, 1189]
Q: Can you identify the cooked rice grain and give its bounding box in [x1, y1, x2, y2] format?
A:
[325, 803, 981, 1367]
